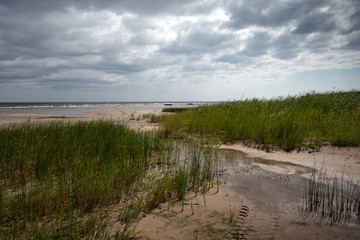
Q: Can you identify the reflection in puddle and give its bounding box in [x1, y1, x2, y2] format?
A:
[219, 149, 313, 177]
[218, 149, 309, 213]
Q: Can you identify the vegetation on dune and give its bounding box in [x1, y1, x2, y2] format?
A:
[162, 91, 360, 151]
[162, 108, 190, 113]
[0, 121, 219, 239]
[141, 112, 162, 123]
[1, 90, 359, 238]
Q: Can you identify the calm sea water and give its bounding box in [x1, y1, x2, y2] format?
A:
[0, 102, 215, 115]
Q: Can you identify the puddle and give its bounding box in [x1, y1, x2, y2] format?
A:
[218, 149, 310, 214]
[219, 148, 313, 177]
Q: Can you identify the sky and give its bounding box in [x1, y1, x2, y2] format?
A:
[0, 0, 359, 102]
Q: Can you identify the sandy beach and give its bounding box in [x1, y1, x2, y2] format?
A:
[0, 110, 163, 131]
[1, 109, 359, 239]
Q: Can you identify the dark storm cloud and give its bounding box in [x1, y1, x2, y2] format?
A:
[0, 0, 359, 98]
[0, 15, 54, 59]
[343, 9, 360, 34]
[122, 16, 153, 32]
[216, 32, 271, 63]
[82, 0, 197, 15]
[224, 0, 358, 38]
[37, 76, 117, 90]
[0, 0, 211, 84]
[92, 62, 148, 75]
[0, 71, 41, 83]
[216, 54, 252, 65]
[292, 12, 337, 34]
[0, 0, 199, 16]
[187, 32, 230, 48]
[343, 32, 360, 50]
[162, 31, 231, 55]
[225, 0, 325, 29]
[271, 35, 299, 60]
[241, 32, 271, 57]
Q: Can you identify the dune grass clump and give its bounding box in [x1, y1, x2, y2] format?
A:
[141, 113, 162, 123]
[162, 91, 360, 151]
[162, 108, 190, 113]
[302, 165, 360, 225]
[0, 121, 219, 239]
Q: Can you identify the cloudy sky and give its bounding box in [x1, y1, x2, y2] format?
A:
[0, 0, 359, 102]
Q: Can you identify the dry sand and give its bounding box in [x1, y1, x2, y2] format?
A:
[134, 185, 359, 240]
[0, 110, 163, 131]
[1, 110, 359, 239]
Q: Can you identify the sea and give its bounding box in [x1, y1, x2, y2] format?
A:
[0, 102, 216, 116]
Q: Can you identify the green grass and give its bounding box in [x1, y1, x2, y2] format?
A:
[302, 164, 360, 225]
[0, 121, 219, 239]
[162, 91, 360, 151]
[141, 113, 162, 123]
[162, 108, 190, 113]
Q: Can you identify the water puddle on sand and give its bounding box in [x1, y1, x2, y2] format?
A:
[219, 148, 313, 179]
[218, 149, 312, 213]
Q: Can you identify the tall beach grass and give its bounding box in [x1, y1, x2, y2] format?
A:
[0, 121, 219, 239]
[162, 91, 360, 151]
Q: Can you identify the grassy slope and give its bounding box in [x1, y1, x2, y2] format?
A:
[162, 91, 360, 151]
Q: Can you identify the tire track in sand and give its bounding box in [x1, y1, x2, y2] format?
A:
[231, 205, 280, 240]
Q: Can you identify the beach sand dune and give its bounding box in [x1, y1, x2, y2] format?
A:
[1, 110, 359, 239]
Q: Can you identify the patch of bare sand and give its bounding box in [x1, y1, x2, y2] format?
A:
[84, 110, 164, 131]
[134, 182, 359, 240]
[220, 143, 360, 182]
[134, 188, 243, 240]
[0, 113, 82, 125]
[0, 110, 164, 131]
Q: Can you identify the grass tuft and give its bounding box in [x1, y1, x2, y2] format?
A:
[302, 164, 360, 225]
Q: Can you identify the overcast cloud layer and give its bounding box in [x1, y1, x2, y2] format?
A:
[0, 0, 359, 101]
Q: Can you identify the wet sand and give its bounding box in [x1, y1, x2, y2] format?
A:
[220, 143, 360, 183]
[135, 148, 359, 240]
